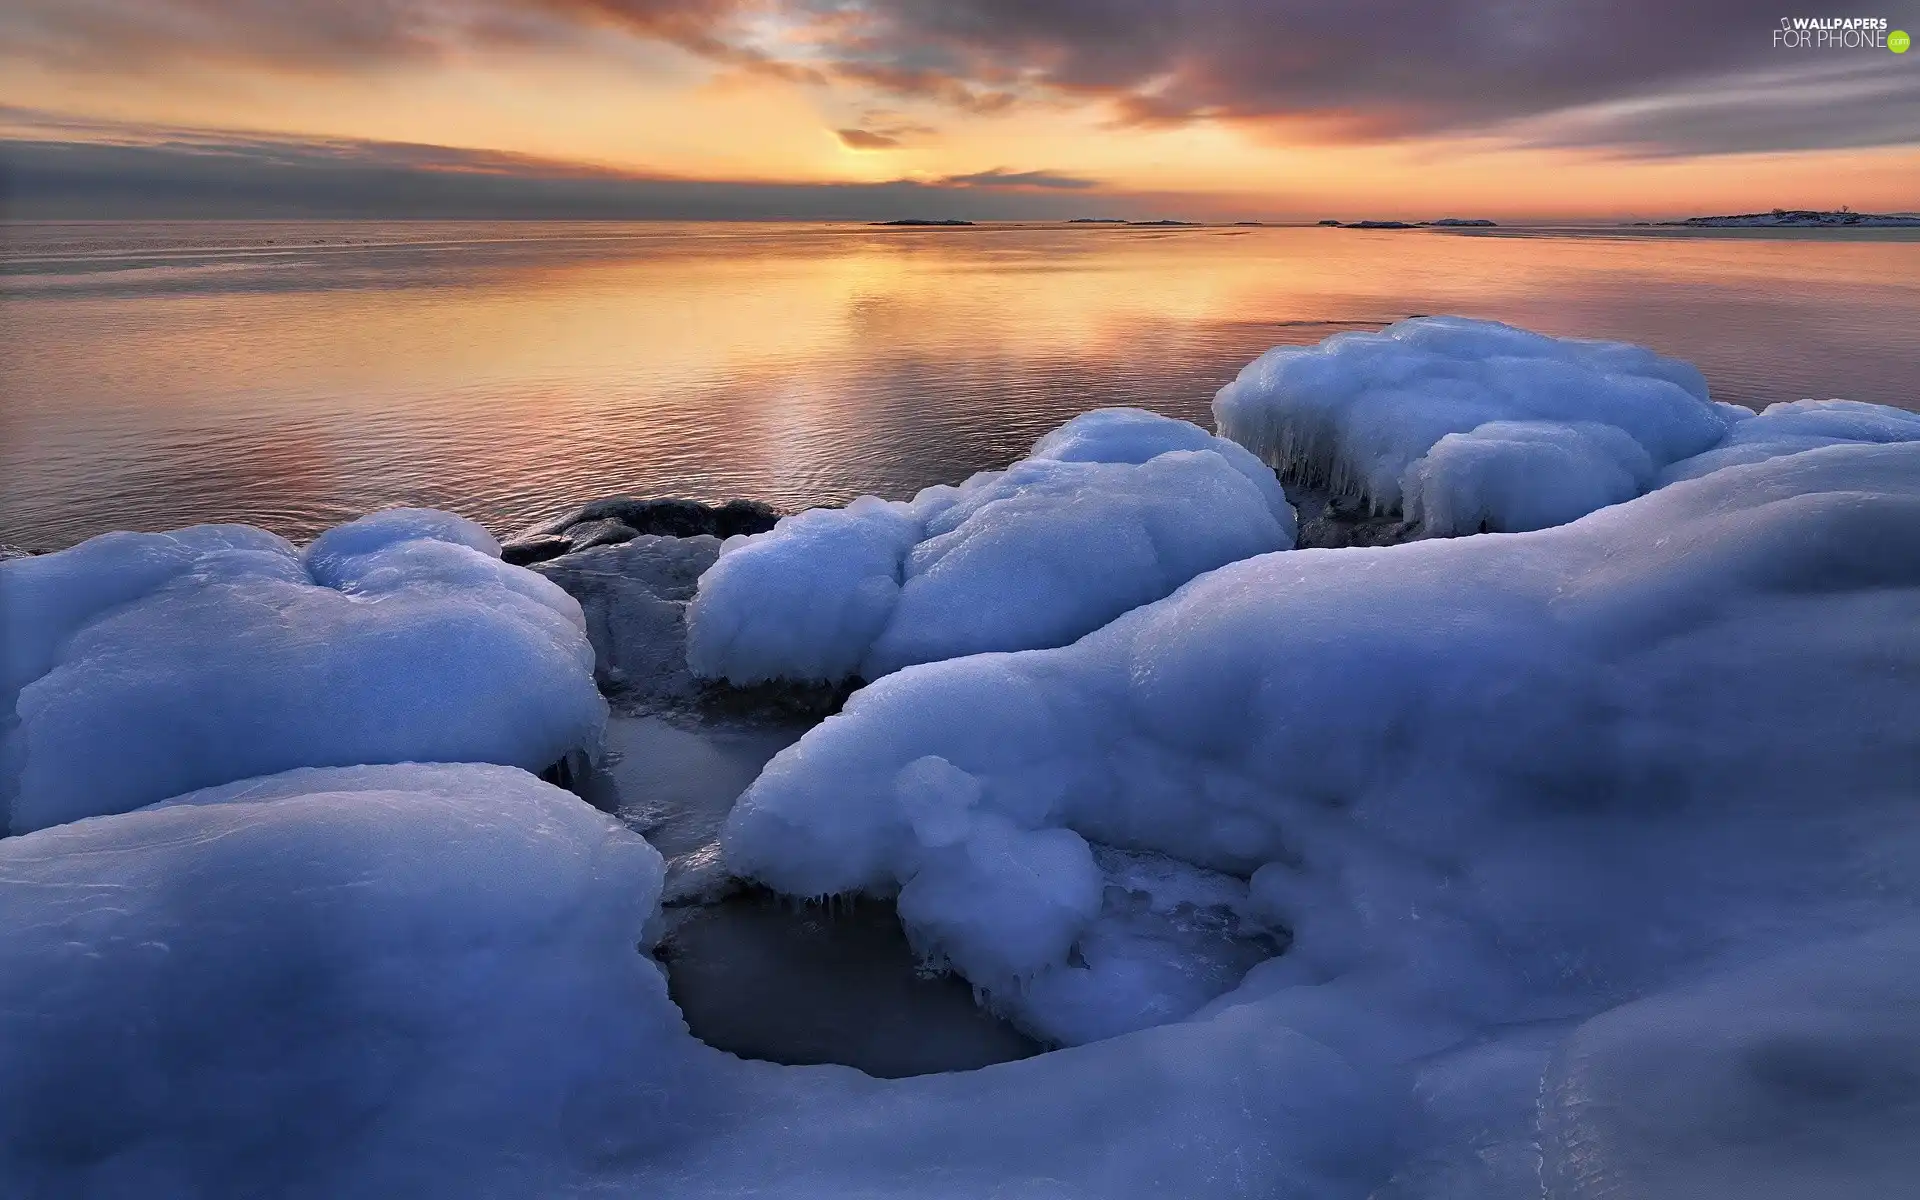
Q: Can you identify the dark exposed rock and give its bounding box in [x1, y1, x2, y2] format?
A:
[0, 544, 36, 561]
[539, 496, 778, 541]
[499, 534, 571, 566]
[1286, 485, 1422, 549]
[532, 534, 722, 710]
[527, 517, 850, 719]
[564, 518, 640, 553]
[501, 497, 780, 566]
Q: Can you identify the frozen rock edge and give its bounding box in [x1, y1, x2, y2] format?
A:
[1215, 316, 1727, 533]
[0, 508, 606, 833]
[686, 408, 1296, 687]
[0, 762, 1387, 1198]
[724, 442, 1920, 1193]
[7, 444, 1908, 1198]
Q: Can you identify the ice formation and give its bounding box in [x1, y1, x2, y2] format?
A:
[1659, 397, 1920, 484]
[0, 764, 674, 1196]
[725, 442, 1920, 1192]
[0, 763, 1389, 1198]
[6, 345, 1918, 1195]
[0, 509, 604, 833]
[686, 408, 1296, 685]
[1214, 316, 1733, 532]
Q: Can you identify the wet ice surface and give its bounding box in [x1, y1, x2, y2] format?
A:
[584, 711, 1044, 1073]
[581, 713, 806, 902]
[654, 891, 1043, 1077]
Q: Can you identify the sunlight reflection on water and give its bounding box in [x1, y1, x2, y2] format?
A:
[4, 219, 1917, 548]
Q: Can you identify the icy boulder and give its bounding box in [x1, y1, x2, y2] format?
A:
[1660, 397, 1920, 485]
[0, 763, 686, 1196]
[724, 443, 1920, 1048]
[1402, 420, 1655, 534]
[0, 761, 1395, 1198]
[1, 509, 604, 833]
[1214, 316, 1729, 531]
[687, 408, 1295, 685]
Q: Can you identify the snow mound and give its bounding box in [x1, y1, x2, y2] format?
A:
[1403, 419, 1654, 534]
[724, 443, 1920, 1055]
[1660, 397, 1920, 485]
[1, 509, 604, 833]
[0, 762, 1392, 1198]
[1537, 920, 1920, 1200]
[0, 764, 678, 1196]
[1214, 316, 1729, 530]
[687, 408, 1295, 685]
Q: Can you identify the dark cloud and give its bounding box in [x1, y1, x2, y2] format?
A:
[836, 128, 902, 149]
[0, 117, 1112, 219]
[1501, 58, 1920, 158]
[4, 1, 1916, 155]
[796, 0, 1920, 153]
[0, 0, 749, 69]
[936, 167, 1098, 189]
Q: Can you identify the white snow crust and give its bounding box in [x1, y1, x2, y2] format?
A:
[686, 408, 1295, 685]
[0, 508, 604, 832]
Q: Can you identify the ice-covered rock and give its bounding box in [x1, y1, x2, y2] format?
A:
[1403, 419, 1655, 534]
[532, 534, 721, 708]
[0, 762, 1391, 1198]
[1660, 397, 1920, 485]
[0, 763, 679, 1196]
[687, 408, 1296, 685]
[1, 509, 604, 833]
[725, 443, 1920, 1054]
[1214, 316, 1728, 531]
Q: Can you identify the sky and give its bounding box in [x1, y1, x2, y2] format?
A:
[1, 1, 1917, 221]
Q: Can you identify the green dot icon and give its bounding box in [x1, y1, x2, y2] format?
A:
[1893, 29, 1912, 53]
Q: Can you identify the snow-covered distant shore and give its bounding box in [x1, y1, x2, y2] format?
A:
[1650, 208, 1920, 228]
[3, 318, 1918, 1198]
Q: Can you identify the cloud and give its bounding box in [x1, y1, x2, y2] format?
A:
[836, 128, 902, 150]
[1498, 58, 1920, 158]
[0, 111, 1112, 219]
[935, 167, 1099, 189]
[0, 0, 751, 70]
[787, 0, 1920, 155]
[4, 1, 1915, 155]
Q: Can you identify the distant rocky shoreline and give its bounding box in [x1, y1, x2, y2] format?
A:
[1644, 209, 1920, 228]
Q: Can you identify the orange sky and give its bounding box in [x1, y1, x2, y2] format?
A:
[4, 4, 1917, 220]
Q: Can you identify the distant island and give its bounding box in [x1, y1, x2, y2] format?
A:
[1066, 218, 1205, 227]
[1231, 221, 1265, 227]
[871, 219, 975, 227]
[1643, 209, 1920, 229]
[1320, 218, 1498, 229]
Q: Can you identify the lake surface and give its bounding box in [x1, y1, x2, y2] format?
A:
[5, 219, 1918, 550]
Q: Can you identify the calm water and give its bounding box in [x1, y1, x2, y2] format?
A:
[5, 219, 1918, 550]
